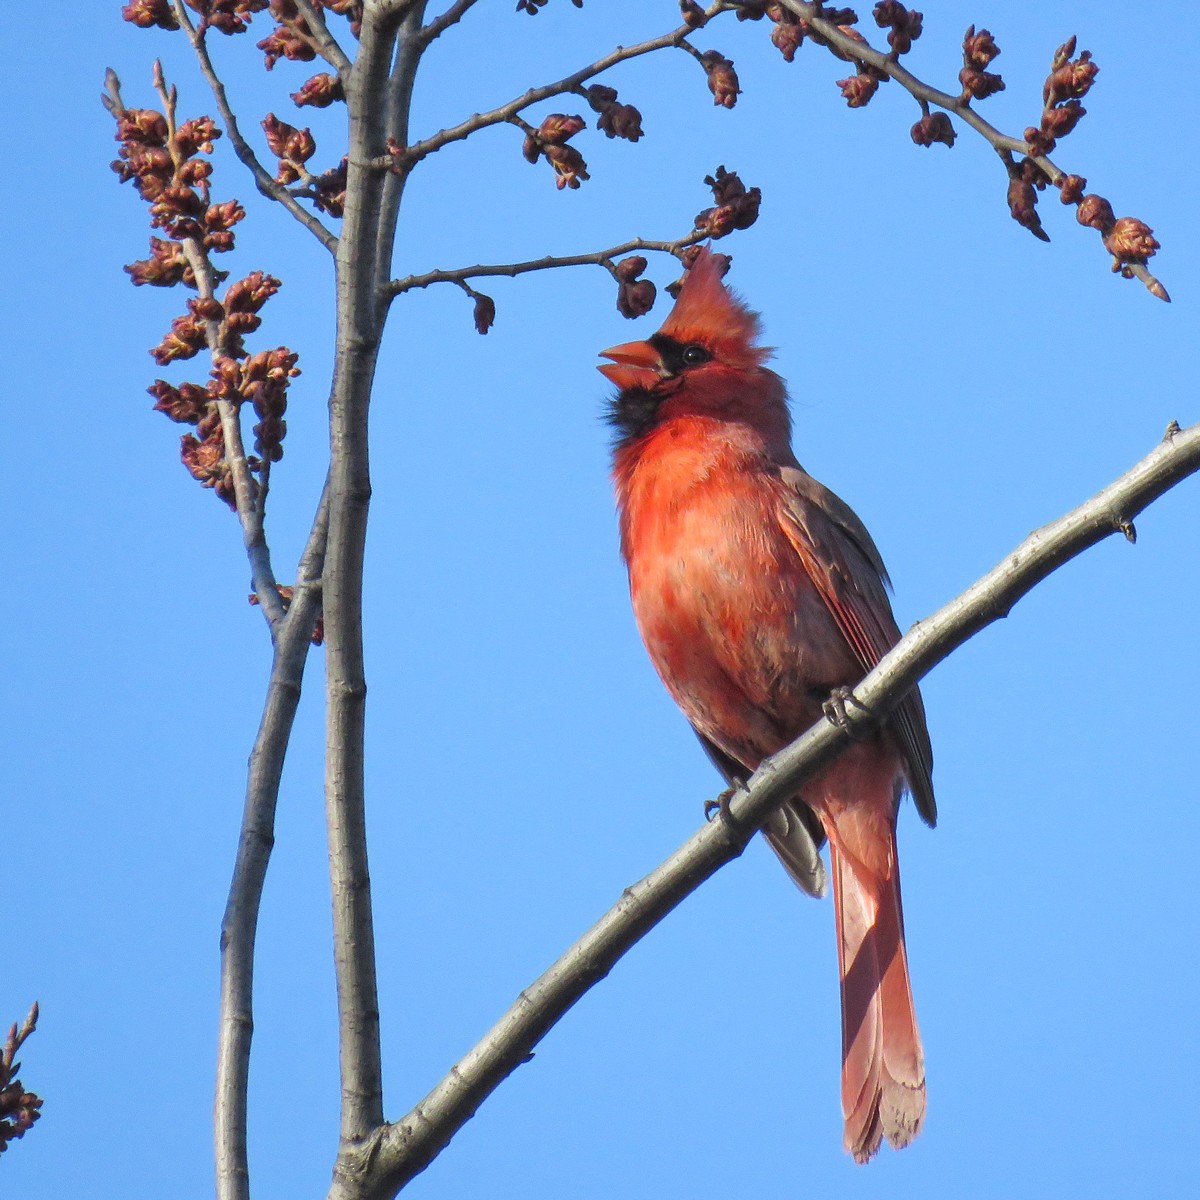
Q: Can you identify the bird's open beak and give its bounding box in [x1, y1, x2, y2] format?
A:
[598, 340, 662, 391]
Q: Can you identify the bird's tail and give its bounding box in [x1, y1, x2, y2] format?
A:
[828, 828, 925, 1163]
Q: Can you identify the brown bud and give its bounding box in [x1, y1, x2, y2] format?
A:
[313, 157, 348, 217]
[473, 293, 496, 335]
[536, 113, 586, 145]
[175, 116, 221, 158]
[597, 101, 643, 142]
[617, 278, 657, 319]
[1023, 126, 1056, 158]
[1057, 173, 1087, 205]
[1044, 50, 1097, 107]
[1041, 99, 1085, 140]
[959, 66, 1004, 101]
[292, 72, 345, 108]
[770, 15, 805, 62]
[583, 84, 618, 113]
[151, 310, 208, 365]
[910, 111, 955, 148]
[614, 256, 648, 282]
[543, 143, 589, 189]
[837, 72, 879, 108]
[117, 108, 169, 146]
[679, 0, 707, 28]
[700, 51, 740, 109]
[258, 23, 316, 70]
[873, 3, 923, 55]
[122, 0, 180, 29]
[1103, 216, 1159, 264]
[1007, 175, 1049, 241]
[225, 271, 281, 313]
[149, 379, 211, 424]
[1076, 193, 1114, 230]
[125, 237, 189, 287]
[962, 24, 1000, 69]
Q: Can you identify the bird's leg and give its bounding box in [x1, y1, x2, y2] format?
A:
[823, 685, 872, 734]
[704, 785, 743, 828]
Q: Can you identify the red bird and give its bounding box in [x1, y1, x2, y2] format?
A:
[599, 249, 936, 1163]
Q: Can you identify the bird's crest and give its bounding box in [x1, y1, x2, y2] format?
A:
[659, 247, 772, 368]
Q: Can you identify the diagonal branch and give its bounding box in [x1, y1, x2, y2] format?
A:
[383, 232, 705, 300]
[294, 0, 355, 75]
[393, 2, 731, 167]
[330, 417, 1200, 1199]
[770, 0, 1167, 300]
[417, 0, 479, 45]
[172, 0, 339, 253]
[216, 484, 330, 1200]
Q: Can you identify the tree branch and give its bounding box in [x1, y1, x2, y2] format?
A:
[770, 0, 1168, 300]
[294, 0, 354, 76]
[383, 232, 705, 300]
[330, 417, 1200, 1199]
[324, 0, 427, 1166]
[417, 0, 480, 45]
[172, 0, 339, 254]
[215, 484, 330, 1200]
[393, 2, 731, 167]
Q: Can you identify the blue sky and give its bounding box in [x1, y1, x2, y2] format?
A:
[4, 3, 1198, 1197]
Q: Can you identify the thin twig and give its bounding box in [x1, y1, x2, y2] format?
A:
[390, 2, 732, 167]
[329, 418, 1200, 1199]
[770, 0, 1167, 300]
[215, 484, 330, 1200]
[294, 0, 354, 75]
[417, 0, 480, 45]
[172, 0, 339, 253]
[383, 233, 705, 299]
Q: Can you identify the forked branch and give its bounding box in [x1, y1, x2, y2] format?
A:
[329, 418, 1200, 1200]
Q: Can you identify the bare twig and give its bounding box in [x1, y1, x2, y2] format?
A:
[329, 418, 1200, 1199]
[417, 0, 480, 44]
[215, 486, 330, 1200]
[172, 0, 339, 253]
[392, 2, 731, 167]
[770, 0, 1167, 300]
[383, 232, 705, 300]
[294, 0, 354, 75]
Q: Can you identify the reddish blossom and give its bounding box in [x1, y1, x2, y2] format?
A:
[910, 111, 955, 147]
[700, 51, 740, 108]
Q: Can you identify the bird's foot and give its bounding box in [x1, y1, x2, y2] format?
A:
[823, 685, 870, 733]
[704, 786, 741, 827]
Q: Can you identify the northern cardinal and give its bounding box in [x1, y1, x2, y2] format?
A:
[599, 248, 936, 1162]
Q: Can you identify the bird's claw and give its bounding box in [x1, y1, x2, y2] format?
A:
[704, 786, 741, 827]
[823, 686, 869, 733]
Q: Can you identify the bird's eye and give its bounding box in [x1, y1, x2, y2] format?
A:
[680, 344, 711, 367]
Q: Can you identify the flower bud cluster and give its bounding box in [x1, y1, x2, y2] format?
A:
[959, 25, 1004, 102]
[700, 50, 741, 108]
[262, 112, 317, 184]
[259, 0, 318, 70]
[873, 2, 922, 56]
[522, 114, 590, 190]
[694, 165, 761, 239]
[156, 344, 299, 507]
[1023, 36, 1097, 158]
[613, 256, 656, 319]
[0, 1006, 42, 1155]
[292, 72, 345, 109]
[582, 85, 643, 143]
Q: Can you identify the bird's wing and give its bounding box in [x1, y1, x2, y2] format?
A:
[775, 465, 936, 827]
[693, 727, 828, 898]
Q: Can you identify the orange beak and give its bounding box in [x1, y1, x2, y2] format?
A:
[598, 340, 663, 392]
